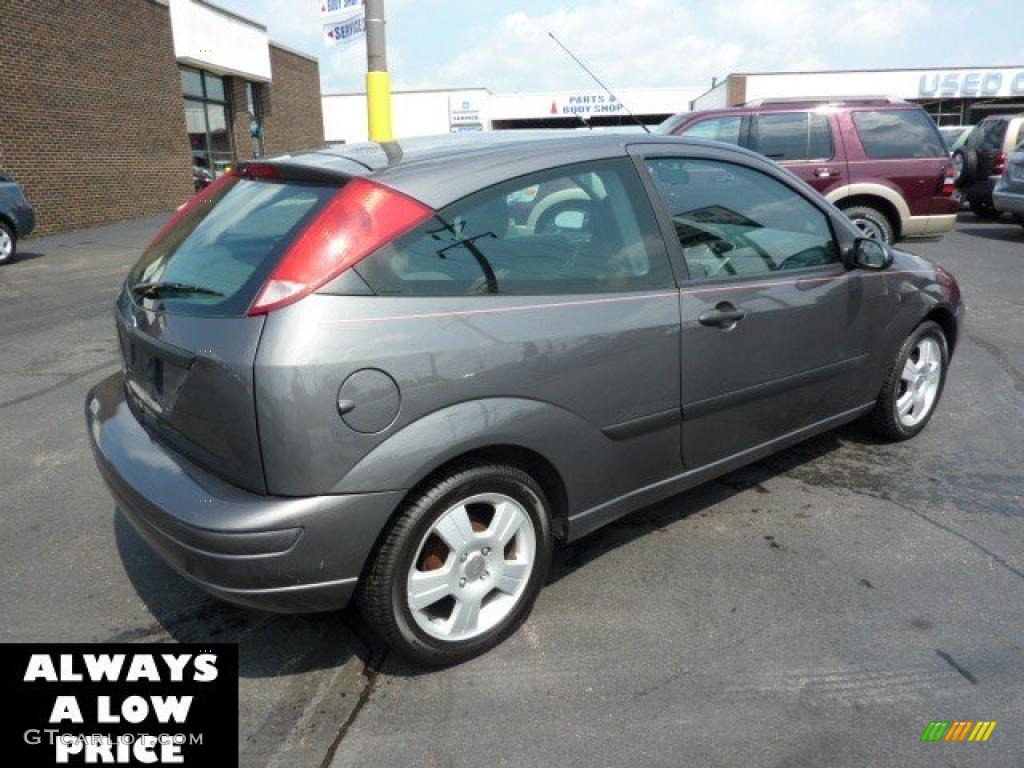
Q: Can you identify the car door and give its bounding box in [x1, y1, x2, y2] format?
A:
[631, 144, 876, 469]
[750, 110, 848, 195]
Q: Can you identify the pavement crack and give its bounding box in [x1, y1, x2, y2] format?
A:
[319, 623, 387, 768]
[935, 649, 977, 684]
[892, 497, 1024, 583]
[968, 332, 1024, 395]
[780, 471, 1024, 583]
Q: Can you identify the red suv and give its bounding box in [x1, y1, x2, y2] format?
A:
[658, 98, 958, 244]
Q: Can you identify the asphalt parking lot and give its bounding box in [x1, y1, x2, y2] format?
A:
[2, 214, 1022, 766]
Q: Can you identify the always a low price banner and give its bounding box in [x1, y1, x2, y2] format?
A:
[3, 644, 238, 766]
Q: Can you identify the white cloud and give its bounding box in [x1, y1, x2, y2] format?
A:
[406, 0, 939, 92]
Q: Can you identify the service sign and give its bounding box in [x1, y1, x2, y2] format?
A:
[323, 10, 366, 47]
[449, 95, 483, 125]
[4, 644, 238, 766]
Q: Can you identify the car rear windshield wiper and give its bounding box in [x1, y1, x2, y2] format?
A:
[131, 281, 225, 299]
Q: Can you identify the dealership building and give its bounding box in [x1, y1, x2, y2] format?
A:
[691, 65, 1024, 124]
[0, 0, 324, 236]
[323, 87, 706, 143]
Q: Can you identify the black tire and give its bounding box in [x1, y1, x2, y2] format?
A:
[866, 321, 949, 442]
[953, 148, 978, 183]
[358, 462, 554, 666]
[969, 197, 1002, 220]
[0, 221, 16, 264]
[843, 205, 895, 244]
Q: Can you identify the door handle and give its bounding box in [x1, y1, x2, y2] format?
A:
[815, 167, 840, 178]
[698, 302, 746, 329]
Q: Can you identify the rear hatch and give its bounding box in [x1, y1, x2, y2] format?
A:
[118, 169, 346, 493]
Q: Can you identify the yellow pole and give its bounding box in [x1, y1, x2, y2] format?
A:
[366, 70, 393, 142]
[364, 0, 393, 142]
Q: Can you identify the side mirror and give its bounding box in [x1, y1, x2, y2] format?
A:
[849, 237, 892, 270]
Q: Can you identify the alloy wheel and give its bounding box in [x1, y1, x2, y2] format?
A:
[0, 228, 12, 261]
[896, 336, 943, 428]
[407, 492, 536, 642]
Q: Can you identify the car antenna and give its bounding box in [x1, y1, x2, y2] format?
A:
[548, 32, 650, 133]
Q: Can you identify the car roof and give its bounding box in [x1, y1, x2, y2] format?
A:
[270, 131, 762, 209]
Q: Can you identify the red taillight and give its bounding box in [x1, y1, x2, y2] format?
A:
[248, 178, 433, 315]
[941, 164, 957, 196]
[992, 152, 1008, 176]
[150, 172, 237, 247]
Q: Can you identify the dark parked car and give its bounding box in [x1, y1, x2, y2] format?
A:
[0, 172, 36, 263]
[954, 114, 1024, 219]
[992, 139, 1024, 228]
[658, 98, 958, 244]
[86, 133, 963, 664]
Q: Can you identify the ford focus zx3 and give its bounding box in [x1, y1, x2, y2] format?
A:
[87, 133, 963, 664]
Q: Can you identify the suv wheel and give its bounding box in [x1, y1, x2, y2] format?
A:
[359, 463, 554, 665]
[0, 222, 16, 264]
[844, 205, 895, 244]
[867, 321, 948, 441]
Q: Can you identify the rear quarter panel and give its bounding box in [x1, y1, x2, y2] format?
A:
[254, 292, 683, 517]
[839, 110, 955, 217]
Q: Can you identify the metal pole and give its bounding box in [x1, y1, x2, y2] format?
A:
[364, 0, 393, 142]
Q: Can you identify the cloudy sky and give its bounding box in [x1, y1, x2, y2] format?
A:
[215, 0, 1024, 94]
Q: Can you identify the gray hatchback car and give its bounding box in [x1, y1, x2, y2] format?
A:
[87, 133, 963, 664]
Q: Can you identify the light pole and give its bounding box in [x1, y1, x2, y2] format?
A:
[364, 0, 393, 142]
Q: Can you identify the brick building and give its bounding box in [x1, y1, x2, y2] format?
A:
[0, 0, 325, 237]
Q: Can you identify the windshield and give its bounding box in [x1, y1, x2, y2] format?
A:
[127, 178, 338, 317]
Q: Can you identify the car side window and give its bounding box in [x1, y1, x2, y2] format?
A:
[680, 116, 743, 146]
[750, 112, 834, 162]
[644, 157, 840, 282]
[355, 158, 674, 295]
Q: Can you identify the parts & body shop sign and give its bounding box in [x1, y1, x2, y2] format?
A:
[3, 644, 237, 766]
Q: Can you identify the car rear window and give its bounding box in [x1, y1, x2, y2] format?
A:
[127, 177, 337, 316]
[852, 109, 946, 159]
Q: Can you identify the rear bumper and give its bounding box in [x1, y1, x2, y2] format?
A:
[86, 373, 403, 613]
[993, 181, 1024, 215]
[901, 213, 957, 238]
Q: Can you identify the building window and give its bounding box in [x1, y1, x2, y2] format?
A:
[246, 82, 264, 159]
[181, 67, 235, 178]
